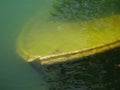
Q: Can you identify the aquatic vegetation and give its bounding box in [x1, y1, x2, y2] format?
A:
[50, 0, 120, 22]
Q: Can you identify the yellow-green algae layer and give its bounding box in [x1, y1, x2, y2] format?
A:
[17, 14, 120, 61]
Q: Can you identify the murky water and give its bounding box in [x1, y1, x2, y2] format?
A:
[0, 0, 49, 90]
[0, 0, 120, 90]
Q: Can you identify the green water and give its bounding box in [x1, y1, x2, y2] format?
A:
[0, 0, 49, 90]
[0, 0, 120, 90]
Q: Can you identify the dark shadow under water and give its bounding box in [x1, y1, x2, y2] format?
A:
[30, 46, 120, 90]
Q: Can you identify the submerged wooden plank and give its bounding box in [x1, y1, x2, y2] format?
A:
[28, 40, 120, 65]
